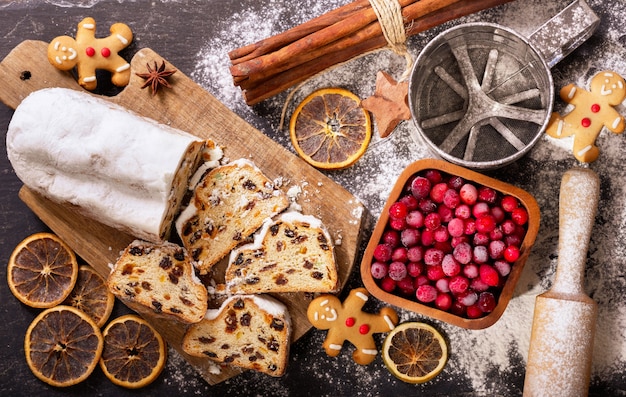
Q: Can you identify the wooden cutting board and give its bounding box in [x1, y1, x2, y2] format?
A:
[0, 40, 364, 384]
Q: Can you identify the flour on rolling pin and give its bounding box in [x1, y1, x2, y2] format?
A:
[523, 168, 599, 397]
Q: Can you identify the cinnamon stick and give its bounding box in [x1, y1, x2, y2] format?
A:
[232, 0, 514, 105]
[228, 0, 371, 64]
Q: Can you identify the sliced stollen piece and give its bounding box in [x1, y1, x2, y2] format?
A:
[6, 87, 218, 243]
[175, 159, 290, 274]
[182, 294, 291, 377]
[108, 240, 208, 324]
[225, 211, 339, 293]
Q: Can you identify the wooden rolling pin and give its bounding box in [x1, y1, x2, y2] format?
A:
[523, 168, 599, 397]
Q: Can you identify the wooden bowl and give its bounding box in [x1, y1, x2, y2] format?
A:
[360, 159, 540, 329]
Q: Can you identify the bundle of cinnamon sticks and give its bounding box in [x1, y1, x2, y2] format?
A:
[229, 0, 513, 105]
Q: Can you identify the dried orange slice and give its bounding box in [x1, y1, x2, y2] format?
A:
[100, 314, 167, 389]
[64, 265, 115, 328]
[289, 87, 371, 170]
[8, 233, 78, 308]
[382, 322, 448, 384]
[25, 305, 104, 387]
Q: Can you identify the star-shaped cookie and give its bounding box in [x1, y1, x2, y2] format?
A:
[361, 71, 411, 138]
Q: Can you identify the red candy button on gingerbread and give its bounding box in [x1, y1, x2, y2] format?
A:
[546, 70, 626, 163]
[47, 17, 133, 91]
[307, 287, 398, 365]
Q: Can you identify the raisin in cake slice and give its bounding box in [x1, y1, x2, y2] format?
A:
[224, 211, 339, 293]
[175, 159, 289, 274]
[182, 294, 291, 377]
[108, 240, 207, 324]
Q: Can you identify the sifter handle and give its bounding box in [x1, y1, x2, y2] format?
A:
[551, 168, 600, 295]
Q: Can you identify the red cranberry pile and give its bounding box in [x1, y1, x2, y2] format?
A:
[370, 169, 529, 319]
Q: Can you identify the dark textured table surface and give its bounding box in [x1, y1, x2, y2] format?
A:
[1, 0, 625, 396]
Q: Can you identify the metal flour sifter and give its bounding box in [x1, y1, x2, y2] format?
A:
[408, 0, 599, 169]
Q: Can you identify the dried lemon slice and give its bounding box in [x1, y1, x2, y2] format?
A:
[8, 233, 78, 308]
[382, 322, 448, 384]
[289, 87, 371, 170]
[25, 305, 104, 387]
[100, 314, 167, 389]
[64, 265, 115, 328]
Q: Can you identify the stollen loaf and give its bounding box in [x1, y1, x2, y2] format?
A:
[6, 87, 217, 243]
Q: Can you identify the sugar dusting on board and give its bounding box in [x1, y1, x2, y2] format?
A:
[184, 0, 626, 394]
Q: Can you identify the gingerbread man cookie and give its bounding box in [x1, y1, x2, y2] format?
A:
[47, 17, 133, 91]
[307, 288, 398, 365]
[546, 70, 626, 163]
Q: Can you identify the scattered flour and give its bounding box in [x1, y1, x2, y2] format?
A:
[185, 0, 626, 394]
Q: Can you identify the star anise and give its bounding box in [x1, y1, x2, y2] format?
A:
[136, 60, 177, 96]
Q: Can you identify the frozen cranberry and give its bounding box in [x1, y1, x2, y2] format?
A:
[500, 219, 517, 235]
[433, 226, 449, 243]
[478, 186, 497, 203]
[424, 212, 441, 230]
[426, 265, 445, 281]
[470, 277, 490, 292]
[457, 290, 478, 306]
[418, 198, 437, 213]
[475, 214, 496, 234]
[442, 254, 461, 277]
[406, 210, 424, 228]
[407, 246, 424, 262]
[382, 229, 400, 247]
[400, 228, 420, 247]
[399, 194, 419, 211]
[411, 176, 431, 199]
[449, 275, 469, 294]
[416, 285, 438, 303]
[434, 240, 452, 254]
[511, 207, 529, 225]
[443, 189, 461, 209]
[435, 278, 450, 293]
[462, 263, 479, 278]
[491, 206, 505, 223]
[494, 260, 511, 277]
[451, 235, 469, 248]
[373, 243, 393, 262]
[455, 204, 471, 219]
[388, 261, 408, 281]
[370, 262, 388, 279]
[489, 227, 504, 241]
[488, 240, 506, 259]
[453, 242, 472, 264]
[448, 218, 465, 237]
[504, 245, 520, 262]
[472, 202, 490, 218]
[389, 201, 408, 220]
[435, 292, 453, 311]
[391, 247, 408, 262]
[407, 261, 424, 277]
[447, 175, 464, 190]
[473, 232, 490, 246]
[479, 264, 500, 287]
[473, 245, 489, 263]
[413, 274, 429, 288]
[380, 276, 396, 292]
[424, 248, 444, 266]
[389, 217, 407, 231]
[421, 229, 435, 247]
[463, 219, 476, 235]
[430, 182, 448, 203]
[459, 183, 478, 205]
[501, 195, 519, 212]
[466, 304, 484, 319]
[437, 205, 453, 223]
[450, 301, 466, 316]
[397, 276, 416, 295]
[505, 233, 523, 247]
[477, 292, 496, 313]
[424, 169, 442, 184]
